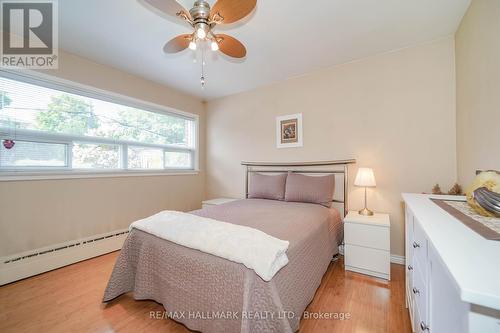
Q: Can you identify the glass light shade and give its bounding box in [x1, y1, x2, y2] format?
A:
[210, 41, 219, 51]
[354, 167, 376, 187]
[196, 26, 207, 39]
[189, 41, 197, 50]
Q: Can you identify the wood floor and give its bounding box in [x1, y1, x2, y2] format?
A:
[0, 252, 411, 333]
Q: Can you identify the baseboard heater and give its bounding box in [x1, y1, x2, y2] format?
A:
[0, 229, 129, 286]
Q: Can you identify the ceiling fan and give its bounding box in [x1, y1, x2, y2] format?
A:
[143, 0, 256, 59]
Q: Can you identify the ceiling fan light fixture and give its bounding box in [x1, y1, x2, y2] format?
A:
[196, 27, 206, 39]
[147, 0, 255, 86]
[195, 23, 208, 39]
[210, 40, 219, 51]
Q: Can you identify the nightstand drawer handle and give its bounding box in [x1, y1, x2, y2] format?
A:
[412, 287, 420, 295]
[407, 265, 413, 271]
[413, 241, 420, 248]
[420, 321, 429, 331]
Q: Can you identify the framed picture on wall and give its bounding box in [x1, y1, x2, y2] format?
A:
[276, 113, 303, 148]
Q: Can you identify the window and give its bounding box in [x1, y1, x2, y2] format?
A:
[127, 146, 163, 170]
[0, 71, 198, 176]
[72, 142, 120, 169]
[165, 151, 192, 169]
[0, 140, 67, 168]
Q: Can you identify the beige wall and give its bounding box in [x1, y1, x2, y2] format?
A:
[0, 51, 205, 257]
[205, 37, 458, 256]
[455, 0, 500, 186]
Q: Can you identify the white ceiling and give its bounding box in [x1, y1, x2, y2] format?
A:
[59, 0, 470, 100]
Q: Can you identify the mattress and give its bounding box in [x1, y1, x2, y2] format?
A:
[103, 198, 343, 333]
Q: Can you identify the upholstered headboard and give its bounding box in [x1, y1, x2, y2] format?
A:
[241, 160, 356, 217]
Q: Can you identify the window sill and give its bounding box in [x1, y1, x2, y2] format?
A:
[0, 169, 200, 182]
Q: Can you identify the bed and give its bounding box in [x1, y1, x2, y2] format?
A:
[103, 160, 355, 333]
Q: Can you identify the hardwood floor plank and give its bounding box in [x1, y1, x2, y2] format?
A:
[0, 252, 411, 332]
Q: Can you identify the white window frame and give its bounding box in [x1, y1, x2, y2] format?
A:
[0, 69, 199, 181]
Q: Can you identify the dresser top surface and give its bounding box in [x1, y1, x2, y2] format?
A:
[403, 193, 500, 310]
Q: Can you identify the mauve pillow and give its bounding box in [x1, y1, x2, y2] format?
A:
[285, 172, 335, 207]
[248, 173, 287, 200]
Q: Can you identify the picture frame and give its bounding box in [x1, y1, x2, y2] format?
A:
[276, 113, 303, 148]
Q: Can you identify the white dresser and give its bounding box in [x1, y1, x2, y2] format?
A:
[403, 193, 500, 333]
[344, 211, 391, 280]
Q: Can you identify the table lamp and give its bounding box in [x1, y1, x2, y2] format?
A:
[354, 167, 376, 216]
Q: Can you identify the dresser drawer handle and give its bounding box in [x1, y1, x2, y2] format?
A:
[407, 265, 413, 271]
[413, 241, 420, 248]
[412, 287, 420, 295]
[420, 321, 429, 331]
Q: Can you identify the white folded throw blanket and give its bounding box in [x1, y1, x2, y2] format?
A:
[130, 210, 289, 281]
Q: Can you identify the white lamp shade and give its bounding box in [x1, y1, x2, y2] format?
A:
[354, 167, 376, 187]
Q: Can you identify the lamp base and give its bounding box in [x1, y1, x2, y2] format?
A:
[358, 208, 374, 216]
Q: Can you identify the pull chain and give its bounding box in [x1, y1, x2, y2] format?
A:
[200, 45, 205, 89]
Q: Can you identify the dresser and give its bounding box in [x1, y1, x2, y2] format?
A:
[403, 193, 500, 333]
[344, 211, 391, 280]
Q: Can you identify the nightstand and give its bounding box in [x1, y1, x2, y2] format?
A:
[202, 198, 239, 209]
[344, 211, 391, 280]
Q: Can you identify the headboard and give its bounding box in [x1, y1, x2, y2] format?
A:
[241, 160, 356, 217]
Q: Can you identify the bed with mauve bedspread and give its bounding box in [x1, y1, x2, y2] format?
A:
[103, 198, 343, 333]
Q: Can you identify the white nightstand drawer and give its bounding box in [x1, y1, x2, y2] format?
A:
[344, 222, 390, 251]
[344, 244, 390, 279]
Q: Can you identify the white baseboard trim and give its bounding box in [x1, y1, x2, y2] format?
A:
[338, 245, 405, 266]
[0, 229, 128, 286]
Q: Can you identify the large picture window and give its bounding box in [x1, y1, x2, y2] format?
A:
[0, 72, 197, 177]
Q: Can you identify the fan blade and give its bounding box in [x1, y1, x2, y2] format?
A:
[163, 34, 191, 53]
[216, 34, 246, 58]
[142, 0, 191, 21]
[211, 0, 256, 24]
